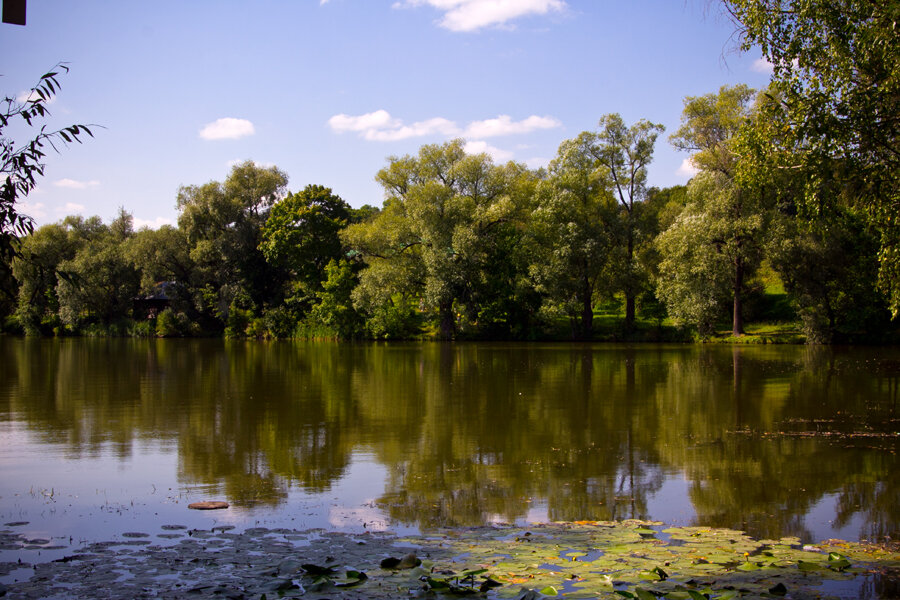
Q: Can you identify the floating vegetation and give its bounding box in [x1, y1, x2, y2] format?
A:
[0, 521, 898, 598]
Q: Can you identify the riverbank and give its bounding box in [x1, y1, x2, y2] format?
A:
[2, 520, 898, 599]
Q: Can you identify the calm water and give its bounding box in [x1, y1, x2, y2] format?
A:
[1, 338, 898, 559]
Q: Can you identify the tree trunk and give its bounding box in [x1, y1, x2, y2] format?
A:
[580, 277, 593, 339]
[732, 259, 744, 336]
[624, 230, 635, 332]
[625, 295, 635, 331]
[439, 300, 455, 340]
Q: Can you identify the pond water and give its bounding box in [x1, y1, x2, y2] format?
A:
[1, 338, 898, 562]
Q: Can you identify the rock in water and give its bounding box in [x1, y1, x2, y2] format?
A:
[187, 501, 230, 510]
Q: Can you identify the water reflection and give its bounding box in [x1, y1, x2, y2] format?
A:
[0, 339, 897, 541]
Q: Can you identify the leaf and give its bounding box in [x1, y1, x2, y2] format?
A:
[796, 560, 821, 571]
[539, 585, 559, 596]
[301, 563, 337, 575]
[768, 582, 787, 596]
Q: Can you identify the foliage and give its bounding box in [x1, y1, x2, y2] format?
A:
[309, 259, 363, 339]
[260, 184, 350, 293]
[1, 64, 94, 264]
[663, 85, 769, 336]
[592, 114, 665, 329]
[725, 0, 900, 315]
[530, 133, 616, 338]
[768, 208, 888, 343]
[177, 161, 289, 327]
[343, 139, 533, 339]
[55, 210, 140, 329]
[153, 308, 192, 337]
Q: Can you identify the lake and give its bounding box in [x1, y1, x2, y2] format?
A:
[1, 338, 898, 562]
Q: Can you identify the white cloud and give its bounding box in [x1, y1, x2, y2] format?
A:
[58, 202, 85, 214]
[328, 110, 561, 143]
[465, 114, 560, 138]
[199, 118, 255, 141]
[396, 0, 567, 32]
[367, 117, 460, 141]
[134, 216, 175, 230]
[751, 57, 774, 74]
[328, 110, 403, 134]
[53, 178, 100, 189]
[16, 90, 56, 104]
[676, 157, 699, 178]
[329, 110, 460, 141]
[464, 140, 514, 162]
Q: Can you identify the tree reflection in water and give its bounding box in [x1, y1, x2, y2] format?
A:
[0, 338, 897, 541]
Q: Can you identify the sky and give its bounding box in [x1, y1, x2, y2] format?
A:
[1, 0, 775, 229]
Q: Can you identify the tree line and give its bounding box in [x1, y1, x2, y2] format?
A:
[2, 1, 897, 342]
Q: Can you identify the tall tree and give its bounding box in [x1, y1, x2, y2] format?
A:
[668, 85, 760, 335]
[724, 0, 900, 314]
[177, 161, 288, 327]
[590, 114, 664, 330]
[343, 140, 531, 339]
[531, 133, 616, 338]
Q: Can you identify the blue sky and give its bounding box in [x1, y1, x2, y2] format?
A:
[1, 0, 774, 229]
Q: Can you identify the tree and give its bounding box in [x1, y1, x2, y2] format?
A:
[724, 0, 900, 314]
[11, 221, 82, 334]
[56, 210, 141, 330]
[260, 184, 351, 293]
[590, 114, 665, 330]
[343, 140, 532, 339]
[655, 172, 759, 336]
[530, 133, 616, 338]
[667, 85, 763, 335]
[1, 65, 94, 264]
[177, 161, 288, 328]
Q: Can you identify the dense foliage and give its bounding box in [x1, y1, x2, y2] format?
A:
[3, 5, 897, 341]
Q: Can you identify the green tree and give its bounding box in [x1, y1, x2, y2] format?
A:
[590, 114, 665, 330]
[56, 210, 141, 330]
[309, 259, 363, 338]
[123, 225, 193, 293]
[260, 184, 351, 294]
[344, 140, 531, 339]
[655, 173, 758, 336]
[530, 133, 616, 338]
[177, 161, 288, 329]
[11, 221, 82, 334]
[666, 84, 764, 336]
[725, 0, 900, 314]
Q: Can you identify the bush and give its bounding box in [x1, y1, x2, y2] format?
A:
[156, 309, 191, 337]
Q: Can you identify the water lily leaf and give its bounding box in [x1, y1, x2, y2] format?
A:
[301, 563, 336, 575]
[480, 578, 503, 592]
[796, 560, 821, 571]
[768, 582, 787, 596]
[539, 585, 559, 596]
[736, 561, 760, 571]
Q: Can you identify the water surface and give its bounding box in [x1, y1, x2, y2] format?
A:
[1, 338, 897, 560]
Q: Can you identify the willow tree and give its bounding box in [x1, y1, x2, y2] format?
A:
[663, 84, 764, 336]
[531, 133, 616, 338]
[343, 140, 533, 339]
